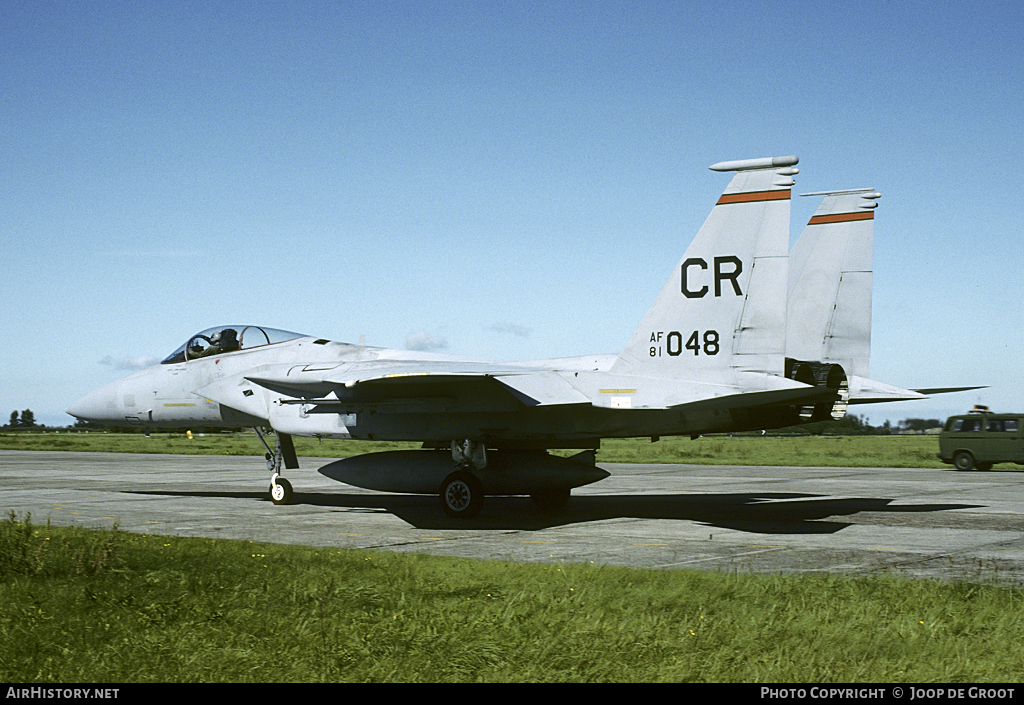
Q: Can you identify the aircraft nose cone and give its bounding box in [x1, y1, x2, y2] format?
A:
[67, 382, 119, 423]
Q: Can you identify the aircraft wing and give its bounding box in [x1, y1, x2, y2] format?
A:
[325, 368, 593, 407]
[491, 373, 592, 406]
[235, 361, 593, 408]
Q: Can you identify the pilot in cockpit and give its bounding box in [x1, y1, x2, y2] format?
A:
[194, 328, 240, 358]
[208, 328, 239, 356]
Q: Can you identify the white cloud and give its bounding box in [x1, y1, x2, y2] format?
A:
[405, 330, 448, 351]
[487, 322, 532, 338]
[99, 355, 160, 370]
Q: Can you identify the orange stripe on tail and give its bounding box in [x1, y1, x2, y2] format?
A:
[717, 190, 791, 205]
[807, 211, 874, 225]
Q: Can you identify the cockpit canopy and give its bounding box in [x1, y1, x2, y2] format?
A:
[161, 325, 307, 364]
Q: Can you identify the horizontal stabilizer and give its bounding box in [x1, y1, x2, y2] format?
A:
[847, 376, 928, 404]
[914, 386, 987, 395]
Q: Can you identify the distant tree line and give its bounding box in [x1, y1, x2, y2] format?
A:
[6, 410, 36, 428]
[898, 418, 943, 432]
[2, 413, 249, 433]
[772, 414, 944, 436]
[2, 408, 947, 435]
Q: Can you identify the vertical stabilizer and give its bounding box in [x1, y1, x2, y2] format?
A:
[613, 156, 797, 379]
[788, 188, 879, 379]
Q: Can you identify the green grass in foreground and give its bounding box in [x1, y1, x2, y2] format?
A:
[1, 431, 960, 468]
[2, 512, 1022, 682]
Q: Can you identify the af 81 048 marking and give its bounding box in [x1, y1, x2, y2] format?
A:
[649, 330, 720, 357]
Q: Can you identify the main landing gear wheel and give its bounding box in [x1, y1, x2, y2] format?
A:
[440, 470, 484, 519]
[270, 476, 293, 505]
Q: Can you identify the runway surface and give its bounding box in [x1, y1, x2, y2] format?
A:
[3, 450, 1024, 583]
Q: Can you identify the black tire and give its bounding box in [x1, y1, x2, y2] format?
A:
[439, 471, 483, 519]
[270, 477, 293, 505]
[953, 452, 975, 471]
[530, 488, 571, 512]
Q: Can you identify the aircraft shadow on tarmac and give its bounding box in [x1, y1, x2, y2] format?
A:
[125, 489, 981, 535]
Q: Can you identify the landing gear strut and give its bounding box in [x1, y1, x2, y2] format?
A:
[255, 428, 298, 505]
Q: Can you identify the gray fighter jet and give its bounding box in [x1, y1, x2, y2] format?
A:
[67, 156, 929, 518]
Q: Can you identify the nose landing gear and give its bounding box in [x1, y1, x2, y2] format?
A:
[255, 428, 299, 505]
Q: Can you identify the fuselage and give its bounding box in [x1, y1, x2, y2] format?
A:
[67, 325, 812, 448]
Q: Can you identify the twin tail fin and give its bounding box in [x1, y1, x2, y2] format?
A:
[613, 156, 798, 381]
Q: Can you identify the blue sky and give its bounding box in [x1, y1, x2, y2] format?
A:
[3, 0, 1022, 428]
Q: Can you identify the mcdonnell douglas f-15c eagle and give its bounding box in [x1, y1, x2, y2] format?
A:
[68, 156, 947, 518]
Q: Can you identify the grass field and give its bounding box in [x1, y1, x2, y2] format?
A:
[0, 430, 960, 469]
[2, 512, 1022, 683]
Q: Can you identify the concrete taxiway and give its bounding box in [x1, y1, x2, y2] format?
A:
[3, 450, 1024, 583]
